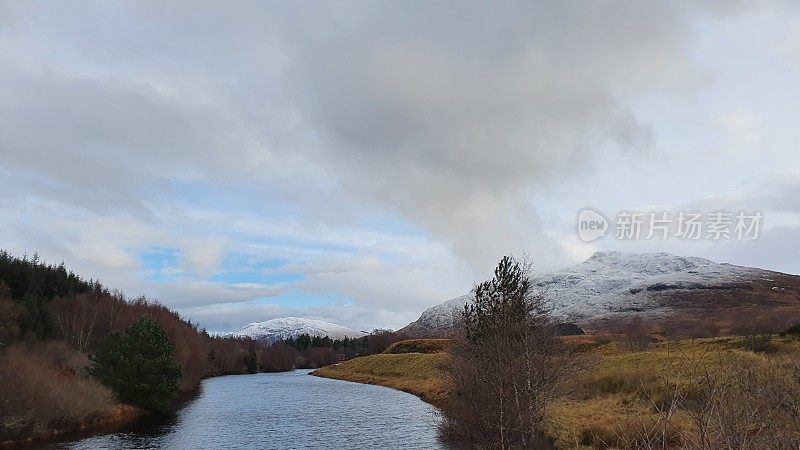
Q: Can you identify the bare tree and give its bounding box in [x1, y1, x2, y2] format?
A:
[52, 293, 99, 352]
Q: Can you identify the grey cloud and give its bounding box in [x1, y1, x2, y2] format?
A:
[678, 172, 800, 214]
[139, 280, 288, 309]
[286, 1, 713, 270]
[714, 226, 800, 275]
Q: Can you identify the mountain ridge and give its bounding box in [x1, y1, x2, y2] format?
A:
[400, 251, 800, 336]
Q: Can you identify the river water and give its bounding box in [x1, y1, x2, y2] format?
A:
[46, 370, 445, 449]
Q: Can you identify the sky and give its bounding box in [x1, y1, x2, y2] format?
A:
[2, 1, 800, 333]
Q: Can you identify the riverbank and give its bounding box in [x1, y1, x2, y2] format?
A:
[312, 338, 451, 405]
[0, 404, 144, 448]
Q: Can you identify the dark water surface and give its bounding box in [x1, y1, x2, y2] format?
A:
[47, 370, 444, 449]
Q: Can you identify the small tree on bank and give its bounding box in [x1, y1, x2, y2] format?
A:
[92, 316, 182, 412]
[440, 256, 573, 449]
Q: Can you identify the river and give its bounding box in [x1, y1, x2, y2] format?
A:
[43, 369, 445, 449]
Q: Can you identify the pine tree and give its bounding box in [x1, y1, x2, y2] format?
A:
[92, 316, 182, 412]
[463, 256, 534, 345]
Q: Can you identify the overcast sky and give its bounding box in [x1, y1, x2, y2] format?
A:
[2, 1, 800, 332]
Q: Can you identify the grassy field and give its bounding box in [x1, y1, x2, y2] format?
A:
[312, 335, 800, 449]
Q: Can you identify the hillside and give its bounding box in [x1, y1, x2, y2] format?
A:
[401, 251, 800, 336]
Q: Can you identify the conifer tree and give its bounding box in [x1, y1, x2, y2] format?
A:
[92, 316, 182, 412]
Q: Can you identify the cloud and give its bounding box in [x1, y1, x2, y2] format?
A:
[179, 236, 228, 275]
[2, 1, 799, 332]
[0, 1, 714, 273]
[141, 280, 287, 309]
[284, 1, 714, 270]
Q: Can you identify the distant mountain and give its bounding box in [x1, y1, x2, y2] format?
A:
[230, 317, 366, 344]
[400, 251, 800, 336]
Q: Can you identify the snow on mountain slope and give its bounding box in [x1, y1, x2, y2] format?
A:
[542, 251, 766, 319]
[230, 317, 366, 344]
[400, 251, 799, 336]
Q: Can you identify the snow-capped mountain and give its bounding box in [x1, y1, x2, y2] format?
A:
[230, 317, 366, 344]
[400, 251, 800, 336]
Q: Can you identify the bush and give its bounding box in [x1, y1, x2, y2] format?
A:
[92, 317, 182, 412]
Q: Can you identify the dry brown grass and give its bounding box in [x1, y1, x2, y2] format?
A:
[547, 336, 800, 449]
[312, 352, 451, 404]
[0, 340, 119, 442]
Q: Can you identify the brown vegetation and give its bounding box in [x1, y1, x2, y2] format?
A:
[316, 333, 800, 449]
[549, 335, 800, 449]
[0, 340, 121, 442]
[296, 347, 340, 368]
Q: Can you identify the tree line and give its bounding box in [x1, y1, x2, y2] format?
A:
[281, 329, 408, 361]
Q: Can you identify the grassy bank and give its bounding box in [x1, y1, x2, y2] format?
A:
[312, 335, 800, 449]
[312, 338, 452, 405]
[312, 352, 451, 405]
